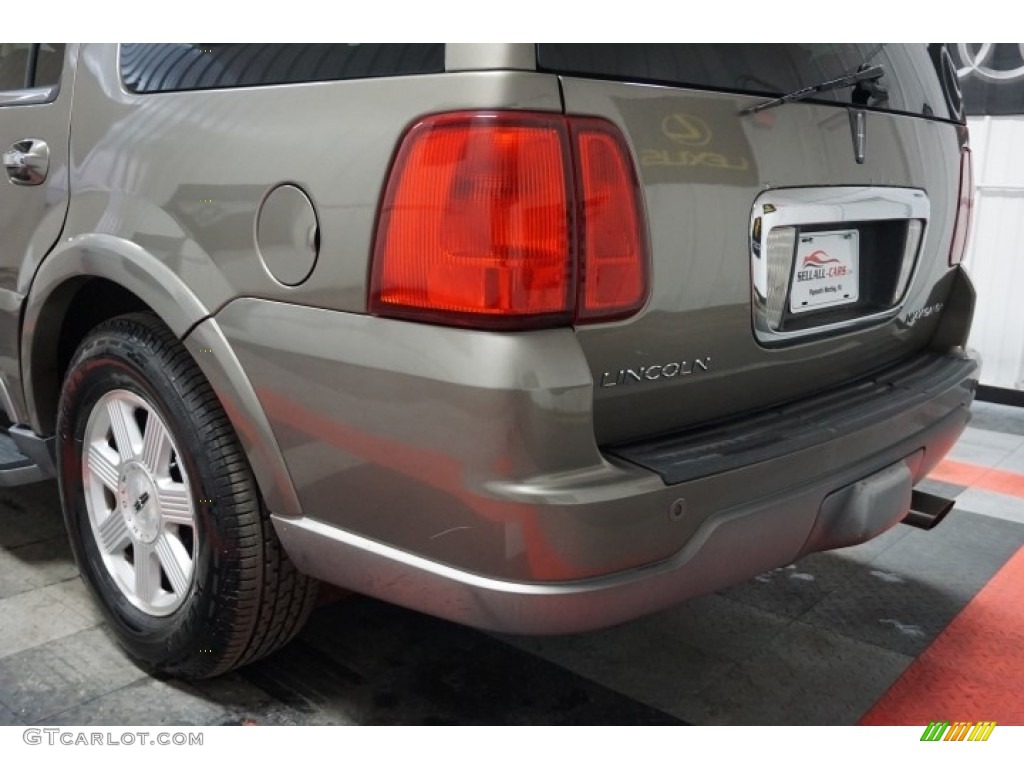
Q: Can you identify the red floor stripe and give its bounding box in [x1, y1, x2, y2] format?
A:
[859, 545, 1024, 725]
[930, 458, 1024, 499]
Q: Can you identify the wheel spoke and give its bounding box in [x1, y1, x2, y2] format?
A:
[97, 511, 131, 553]
[87, 444, 120, 491]
[107, 398, 139, 460]
[155, 533, 191, 596]
[134, 543, 156, 602]
[140, 415, 171, 474]
[158, 485, 193, 527]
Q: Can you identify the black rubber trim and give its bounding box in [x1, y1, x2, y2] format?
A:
[608, 352, 978, 486]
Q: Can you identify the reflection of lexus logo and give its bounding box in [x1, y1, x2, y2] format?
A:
[954, 43, 1024, 82]
[661, 114, 712, 146]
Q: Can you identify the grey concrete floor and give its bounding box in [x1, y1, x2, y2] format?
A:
[1, 401, 1022, 725]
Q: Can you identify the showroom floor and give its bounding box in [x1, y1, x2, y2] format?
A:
[1, 401, 1022, 726]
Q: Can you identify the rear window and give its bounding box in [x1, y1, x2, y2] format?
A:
[538, 44, 957, 121]
[121, 44, 444, 94]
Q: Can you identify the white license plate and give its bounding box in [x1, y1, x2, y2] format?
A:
[790, 229, 860, 314]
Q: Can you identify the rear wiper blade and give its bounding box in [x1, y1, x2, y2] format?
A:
[741, 64, 885, 115]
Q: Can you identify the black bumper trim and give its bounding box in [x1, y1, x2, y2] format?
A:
[608, 352, 978, 486]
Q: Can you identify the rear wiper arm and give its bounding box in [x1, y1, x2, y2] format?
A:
[741, 64, 886, 115]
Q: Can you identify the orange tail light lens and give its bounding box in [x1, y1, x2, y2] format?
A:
[370, 111, 647, 328]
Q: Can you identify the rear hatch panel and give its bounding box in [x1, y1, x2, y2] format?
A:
[545, 50, 963, 445]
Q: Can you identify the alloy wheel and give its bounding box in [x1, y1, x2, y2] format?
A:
[82, 389, 197, 616]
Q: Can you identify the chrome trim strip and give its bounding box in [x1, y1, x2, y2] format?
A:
[849, 109, 867, 164]
[445, 44, 536, 72]
[279, 514, 618, 596]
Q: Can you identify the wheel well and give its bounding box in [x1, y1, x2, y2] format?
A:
[32, 278, 149, 434]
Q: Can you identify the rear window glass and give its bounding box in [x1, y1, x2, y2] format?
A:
[121, 44, 444, 93]
[538, 44, 956, 121]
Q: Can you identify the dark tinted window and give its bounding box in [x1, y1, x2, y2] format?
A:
[0, 44, 31, 90]
[121, 44, 444, 93]
[538, 44, 953, 120]
[0, 43, 63, 92]
[33, 43, 66, 87]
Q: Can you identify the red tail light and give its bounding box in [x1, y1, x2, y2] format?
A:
[370, 111, 647, 328]
[572, 120, 647, 321]
[949, 147, 974, 266]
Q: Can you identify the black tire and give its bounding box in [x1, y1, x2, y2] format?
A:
[57, 312, 317, 679]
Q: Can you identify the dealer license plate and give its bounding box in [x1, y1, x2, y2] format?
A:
[790, 230, 859, 314]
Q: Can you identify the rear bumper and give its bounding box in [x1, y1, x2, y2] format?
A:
[194, 298, 977, 633]
[274, 395, 970, 634]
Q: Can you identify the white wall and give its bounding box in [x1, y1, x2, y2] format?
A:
[963, 115, 1024, 391]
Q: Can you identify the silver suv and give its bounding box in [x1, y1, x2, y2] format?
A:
[0, 44, 978, 678]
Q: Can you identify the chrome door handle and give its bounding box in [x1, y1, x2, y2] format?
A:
[2, 139, 49, 186]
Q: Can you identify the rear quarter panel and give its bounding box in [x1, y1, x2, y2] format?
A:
[58, 44, 563, 316]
